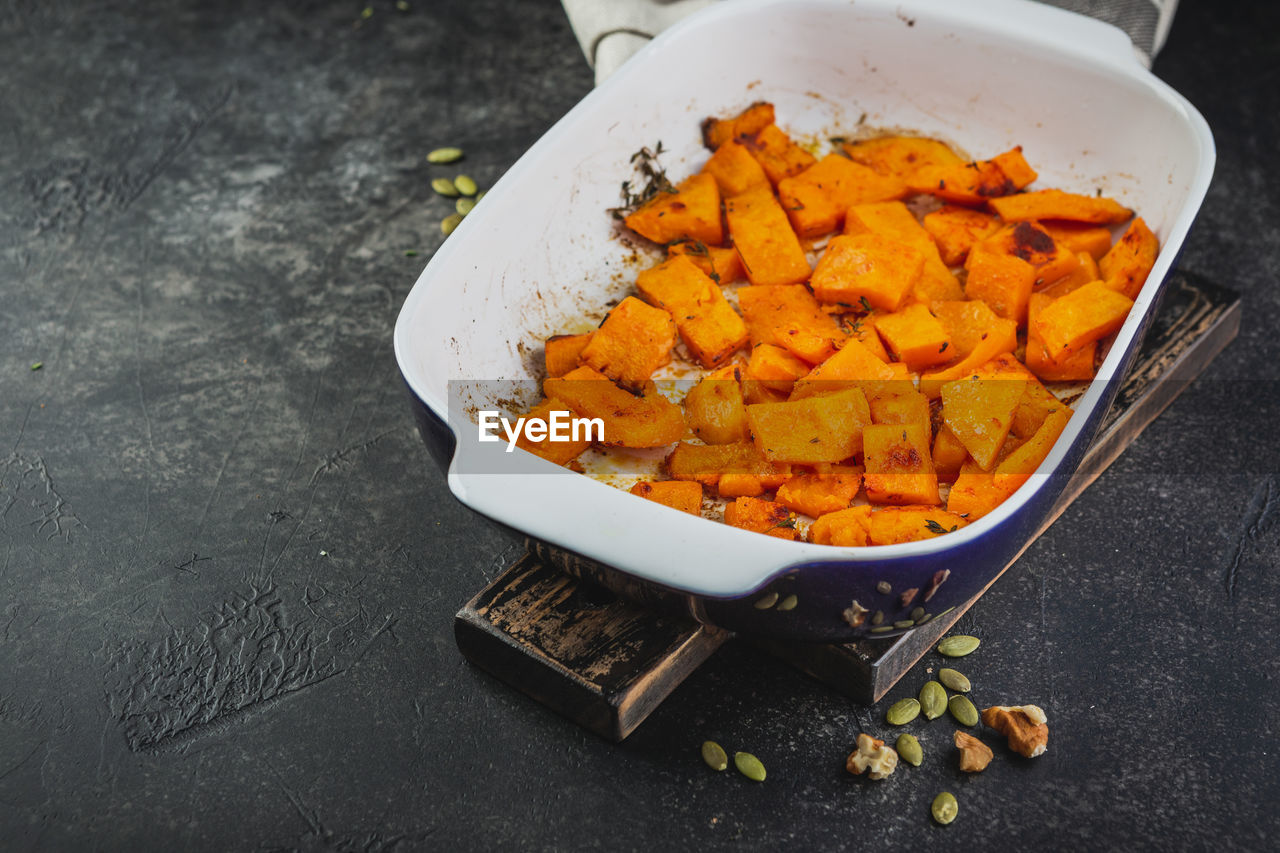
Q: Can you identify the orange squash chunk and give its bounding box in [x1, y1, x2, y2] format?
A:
[841, 136, 964, 182]
[514, 398, 593, 465]
[810, 505, 873, 546]
[580, 296, 676, 388]
[700, 139, 771, 197]
[737, 285, 846, 364]
[545, 333, 592, 378]
[989, 189, 1133, 225]
[1039, 251, 1100, 298]
[777, 154, 907, 238]
[945, 459, 1006, 520]
[873, 303, 953, 372]
[1009, 370, 1068, 439]
[981, 221, 1080, 289]
[636, 255, 748, 368]
[1025, 293, 1096, 381]
[724, 185, 812, 286]
[863, 422, 939, 505]
[1032, 281, 1134, 357]
[867, 506, 968, 545]
[630, 480, 704, 515]
[667, 440, 790, 488]
[775, 467, 863, 518]
[544, 366, 685, 448]
[702, 101, 776, 150]
[844, 201, 964, 303]
[741, 123, 817, 186]
[947, 405, 1070, 519]
[940, 361, 1027, 470]
[1040, 220, 1113, 260]
[746, 388, 871, 464]
[624, 172, 723, 246]
[964, 244, 1036, 325]
[683, 366, 749, 445]
[918, 311, 1018, 398]
[868, 382, 931, 430]
[907, 147, 1037, 204]
[668, 240, 746, 285]
[931, 423, 968, 483]
[790, 338, 896, 400]
[747, 344, 812, 393]
[1099, 217, 1159, 300]
[723, 496, 799, 540]
[810, 233, 924, 311]
[931, 300, 1006, 362]
[922, 205, 1000, 266]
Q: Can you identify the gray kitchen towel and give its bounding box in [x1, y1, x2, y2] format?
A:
[563, 0, 1180, 85]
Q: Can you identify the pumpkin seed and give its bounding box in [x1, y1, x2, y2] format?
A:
[701, 740, 728, 771]
[454, 174, 478, 196]
[777, 594, 798, 612]
[871, 626, 893, 634]
[910, 606, 924, 621]
[896, 733, 922, 767]
[876, 581, 892, 595]
[948, 694, 979, 727]
[886, 698, 921, 726]
[915, 612, 932, 626]
[894, 619, 915, 629]
[754, 591, 778, 610]
[938, 668, 971, 693]
[931, 791, 958, 825]
[456, 197, 476, 216]
[432, 177, 459, 197]
[427, 147, 464, 164]
[440, 213, 463, 236]
[937, 635, 980, 658]
[919, 680, 947, 720]
[476, 190, 486, 202]
[734, 751, 766, 782]
[871, 610, 884, 626]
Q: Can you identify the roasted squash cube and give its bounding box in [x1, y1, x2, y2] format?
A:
[922, 205, 1000, 266]
[624, 172, 723, 246]
[989, 188, 1133, 225]
[809, 505, 873, 546]
[580, 296, 676, 388]
[1031, 281, 1134, 357]
[1025, 293, 1096, 381]
[810, 233, 924, 311]
[873, 304, 953, 372]
[867, 506, 968, 545]
[790, 338, 896, 400]
[931, 423, 969, 483]
[668, 240, 746, 285]
[981, 221, 1081, 287]
[666, 440, 790, 488]
[630, 480, 704, 515]
[725, 185, 812, 287]
[723, 496, 799, 540]
[513, 398, 594, 465]
[863, 422, 940, 505]
[702, 101, 776, 150]
[741, 123, 817, 186]
[747, 343, 811, 393]
[545, 333, 592, 378]
[777, 154, 907, 238]
[940, 363, 1026, 470]
[1040, 220, 1113, 261]
[683, 365, 750, 445]
[907, 147, 1037, 204]
[843, 201, 964, 304]
[775, 467, 863, 518]
[841, 136, 964, 182]
[737, 285, 846, 363]
[746, 388, 871, 464]
[700, 139, 771, 197]
[1040, 250, 1101, 298]
[964, 244, 1036, 325]
[544, 366, 685, 448]
[1099, 217, 1159, 300]
[636, 255, 748, 368]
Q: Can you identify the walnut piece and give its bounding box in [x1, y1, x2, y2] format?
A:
[953, 730, 994, 772]
[846, 732, 898, 780]
[981, 704, 1049, 758]
[842, 599, 869, 628]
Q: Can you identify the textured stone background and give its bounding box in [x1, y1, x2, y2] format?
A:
[1, 1, 1277, 849]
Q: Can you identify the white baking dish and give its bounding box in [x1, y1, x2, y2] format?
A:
[394, 0, 1213, 638]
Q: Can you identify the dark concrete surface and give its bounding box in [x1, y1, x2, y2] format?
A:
[0, 1, 1276, 850]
